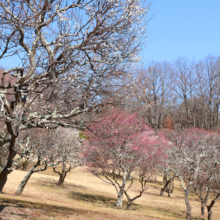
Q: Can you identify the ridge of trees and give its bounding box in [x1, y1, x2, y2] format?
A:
[116, 55, 220, 132]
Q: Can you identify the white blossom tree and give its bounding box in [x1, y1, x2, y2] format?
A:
[15, 127, 81, 195]
[0, 0, 149, 192]
[15, 128, 60, 195]
[52, 127, 81, 186]
[169, 128, 220, 220]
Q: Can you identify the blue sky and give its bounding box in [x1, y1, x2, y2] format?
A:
[141, 0, 220, 63]
[1, 1, 219, 68]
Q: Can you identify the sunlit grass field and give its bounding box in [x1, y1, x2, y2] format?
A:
[0, 166, 220, 219]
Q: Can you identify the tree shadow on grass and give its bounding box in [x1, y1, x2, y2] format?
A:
[34, 177, 87, 193]
[68, 190, 145, 211]
[0, 196, 128, 220]
[0, 197, 83, 219]
[70, 191, 117, 206]
[27, 177, 205, 219]
[68, 191, 191, 219]
[0, 199, 36, 219]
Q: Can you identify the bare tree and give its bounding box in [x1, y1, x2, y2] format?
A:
[200, 55, 220, 130]
[140, 62, 171, 129]
[52, 127, 81, 186]
[168, 58, 198, 129]
[165, 56, 220, 131]
[15, 129, 60, 195]
[0, 0, 149, 192]
[191, 133, 220, 220]
[107, 63, 171, 129]
[169, 128, 220, 220]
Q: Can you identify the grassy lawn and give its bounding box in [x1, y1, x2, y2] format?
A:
[0, 166, 219, 219]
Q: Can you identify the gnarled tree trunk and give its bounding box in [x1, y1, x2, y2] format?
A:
[160, 176, 174, 197]
[207, 206, 212, 220]
[116, 170, 127, 207]
[185, 191, 192, 220]
[125, 193, 132, 210]
[201, 201, 205, 217]
[0, 124, 17, 193]
[160, 179, 170, 196]
[16, 159, 45, 195]
[124, 186, 145, 210]
[116, 189, 124, 207]
[53, 162, 71, 186]
[57, 172, 67, 186]
[16, 167, 34, 195]
[206, 193, 220, 220]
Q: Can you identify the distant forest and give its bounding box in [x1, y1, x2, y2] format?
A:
[115, 55, 220, 131]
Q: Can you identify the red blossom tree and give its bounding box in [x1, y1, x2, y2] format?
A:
[83, 110, 169, 209]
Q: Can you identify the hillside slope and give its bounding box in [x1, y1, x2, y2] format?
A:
[0, 167, 219, 219]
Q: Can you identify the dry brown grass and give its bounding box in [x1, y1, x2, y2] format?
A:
[0, 166, 220, 219]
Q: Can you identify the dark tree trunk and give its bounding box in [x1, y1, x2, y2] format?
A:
[54, 162, 70, 186]
[124, 180, 146, 210]
[22, 159, 30, 170]
[206, 193, 220, 220]
[161, 179, 172, 197]
[0, 148, 15, 192]
[201, 201, 205, 217]
[162, 174, 167, 185]
[124, 190, 132, 210]
[167, 188, 171, 197]
[160, 180, 170, 196]
[0, 123, 17, 193]
[207, 206, 212, 220]
[126, 200, 131, 210]
[57, 172, 66, 186]
[0, 176, 7, 193]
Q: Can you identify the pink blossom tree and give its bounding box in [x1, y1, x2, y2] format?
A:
[83, 110, 169, 209]
[124, 132, 169, 209]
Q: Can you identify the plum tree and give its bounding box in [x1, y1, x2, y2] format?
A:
[0, 0, 149, 192]
[83, 110, 169, 209]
